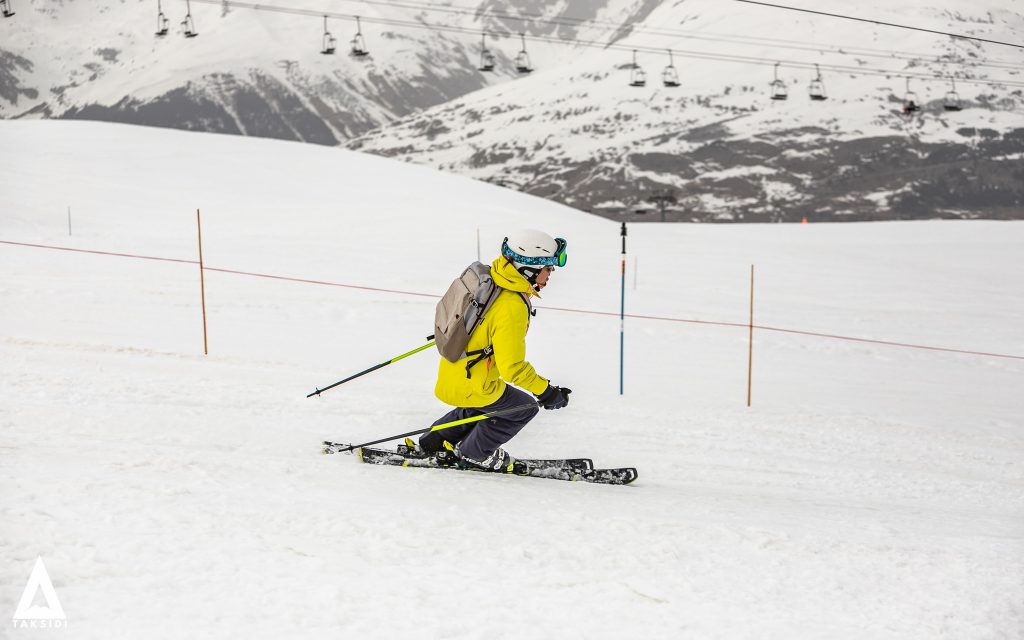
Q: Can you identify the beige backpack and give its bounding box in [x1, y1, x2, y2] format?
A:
[433, 262, 501, 374]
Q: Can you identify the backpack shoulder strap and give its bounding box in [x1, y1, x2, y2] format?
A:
[462, 263, 499, 334]
[519, 292, 536, 317]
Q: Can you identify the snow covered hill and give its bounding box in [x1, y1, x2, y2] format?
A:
[2, 120, 1023, 638]
[0, 0, 649, 143]
[347, 0, 1024, 221]
[3, 1, 1023, 222]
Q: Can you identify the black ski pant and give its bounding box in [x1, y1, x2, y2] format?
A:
[420, 385, 539, 459]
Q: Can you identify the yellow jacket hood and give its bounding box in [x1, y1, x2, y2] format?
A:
[491, 257, 538, 297]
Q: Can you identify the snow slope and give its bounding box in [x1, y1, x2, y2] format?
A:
[1, 120, 1023, 639]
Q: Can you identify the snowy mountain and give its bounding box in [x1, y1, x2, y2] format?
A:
[346, 0, 1024, 221]
[0, 0, 652, 143]
[2, 0, 1023, 221]
[3, 119, 1023, 638]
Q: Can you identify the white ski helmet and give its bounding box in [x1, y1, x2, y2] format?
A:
[501, 229, 568, 284]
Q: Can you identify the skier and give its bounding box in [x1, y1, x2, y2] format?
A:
[420, 229, 572, 471]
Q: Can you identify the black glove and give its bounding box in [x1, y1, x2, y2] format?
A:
[537, 384, 572, 410]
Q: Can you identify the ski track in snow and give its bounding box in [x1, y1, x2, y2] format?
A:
[1, 120, 1023, 639]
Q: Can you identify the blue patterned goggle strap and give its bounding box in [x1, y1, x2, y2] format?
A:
[502, 237, 568, 268]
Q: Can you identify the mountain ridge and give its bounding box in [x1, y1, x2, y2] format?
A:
[3, 0, 1023, 220]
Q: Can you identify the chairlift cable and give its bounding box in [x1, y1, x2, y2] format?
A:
[184, 0, 1024, 89]
[331, 0, 1024, 71]
[187, 0, 1024, 70]
[731, 0, 1024, 51]
[189, 0, 1024, 70]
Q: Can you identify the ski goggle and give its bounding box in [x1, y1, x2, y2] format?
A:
[502, 237, 568, 268]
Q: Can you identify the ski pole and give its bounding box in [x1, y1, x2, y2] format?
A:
[328, 401, 540, 453]
[308, 336, 436, 398]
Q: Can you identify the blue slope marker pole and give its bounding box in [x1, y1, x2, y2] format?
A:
[620, 222, 627, 395]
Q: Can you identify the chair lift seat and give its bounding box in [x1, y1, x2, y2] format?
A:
[156, 12, 169, 35]
[903, 91, 920, 113]
[515, 52, 532, 73]
[479, 49, 495, 71]
[515, 35, 532, 73]
[351, 37, 369, 57]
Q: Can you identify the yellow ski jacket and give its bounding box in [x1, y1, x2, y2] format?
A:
[434, 257, 550, 407]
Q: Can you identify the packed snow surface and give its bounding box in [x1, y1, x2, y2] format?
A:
[1, 120, 1022, 639]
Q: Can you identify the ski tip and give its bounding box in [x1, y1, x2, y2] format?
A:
[612, 468, 639, 485]
[579, 467, 639, 485]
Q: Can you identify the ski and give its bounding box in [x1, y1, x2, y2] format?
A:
[323, 443, 637, 485]
[323, 441, 593, 472]
[394, 441, 596, 472]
